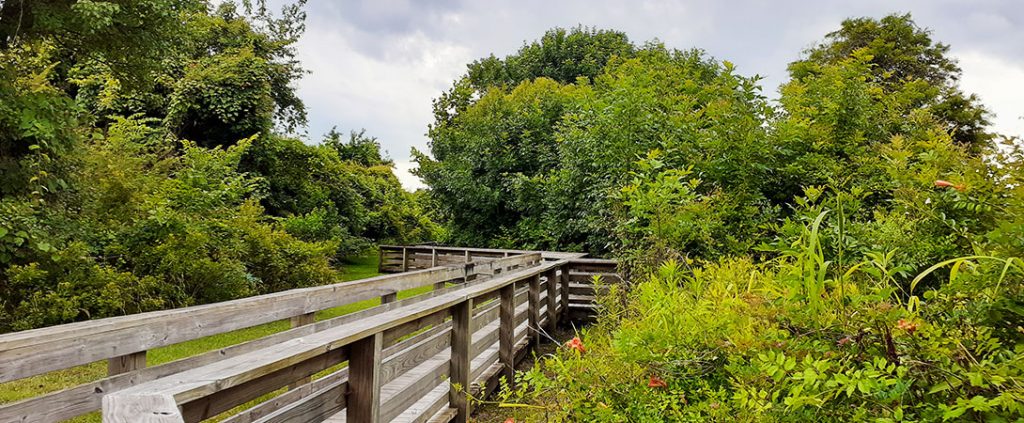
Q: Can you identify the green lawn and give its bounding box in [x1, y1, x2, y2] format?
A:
[0, 252, 433, 421]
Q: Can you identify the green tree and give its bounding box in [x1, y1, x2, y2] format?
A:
[789, 13, 991, 149]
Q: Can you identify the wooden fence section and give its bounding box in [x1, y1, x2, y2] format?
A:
[0, 247, 621, 423]
[378, 245, 587, 273]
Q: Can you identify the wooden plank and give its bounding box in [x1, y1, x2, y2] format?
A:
[249, 299, 511, 423]
[499, 283, 515, 388]
[0, 252, 540, 387]
[545, 269, 558, 329]
[347, 333, 383, 423]
[102, 262, 561, 421]
[229, 281, 521, 423]
[288, 312, 317, 389]
[2, 285, 461, 423]
[449, 299, 472, 423]
[181, 349, 348, 422]
[528, 274, 541, 346]
[252, 382, 347, 423]
[108, 350, 146, 376]
[103, 394, 183, 423]
[560, 268, 570, 321]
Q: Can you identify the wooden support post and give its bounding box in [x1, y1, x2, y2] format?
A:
[347, 333, 383, 423]
[434, 281, 446, 291]
[546, 269, 558, 329]
[381, 291, 397, 304]
[377, 247, 384, 273]
[401, 247, 409, 272]
[499, 282, 516, 388]
[450, 299, 473, 423]
[528, 274, 541, 346]
[107, 351, 146, 376]
[288, 312, 316, 389]
[290, 311, 315, 327]
[431, 248, 438, 267]
[560, 267, 570, 321]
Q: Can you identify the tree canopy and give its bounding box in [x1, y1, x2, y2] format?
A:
[0, 0, 436, 331]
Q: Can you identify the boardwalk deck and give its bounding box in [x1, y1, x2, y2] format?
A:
[0, 246, 620, 423]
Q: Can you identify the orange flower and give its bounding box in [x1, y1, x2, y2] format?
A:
[504, 419, 515, 423]
[897, 319, 919, 334]
[935, 180, 966, 191]
[565, 337, 586, 353]
[648, 375, 668, 389]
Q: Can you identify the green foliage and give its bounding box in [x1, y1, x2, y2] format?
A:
[460, 15, 1024, 422]
[419, 45, 773, 254]
[0, 1, 437, 332]
[789, 13, 991, 149]
[498, 239, 1024, 421]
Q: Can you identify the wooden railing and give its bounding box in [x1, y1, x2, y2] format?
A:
[0, 247, 621, 423]
[377, 245, 587, 273]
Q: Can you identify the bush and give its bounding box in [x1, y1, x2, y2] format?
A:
[497, 226, 1024, 421]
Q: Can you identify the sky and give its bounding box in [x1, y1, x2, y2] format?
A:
[286, 0, 1024, 190]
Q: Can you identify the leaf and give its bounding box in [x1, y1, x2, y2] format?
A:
[928, 381, 951, 394]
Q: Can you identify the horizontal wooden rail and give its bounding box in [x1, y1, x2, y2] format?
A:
[0, 251, 541, 423]
[0, 246, 620, 423]
[379, 245, 587, 273]
[102, 259, 570, 422]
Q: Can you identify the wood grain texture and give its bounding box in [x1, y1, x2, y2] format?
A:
[347, 333, 383, 422]
[499, 283, 515, 388]
[545, 269, 558, 329]
[6, 246, 610, 423]
[449, 299, 472, 423]
[528, 274, 541, 346]
[108, 350, 146, 376]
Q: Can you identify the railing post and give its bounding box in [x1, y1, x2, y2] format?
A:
[528, 274, 541, 346]
[107, 351, 146, 376]
[401, 247, 409, 272]
[450, 299, 473, 423]
[287, 312, 316, 389]
[499, 282, 516, 388]
[545, 269, 558, 329]
[464, 249, 471, 263]
[431, 248, 438, 267]
[560, 266, 570, 321]
[347, 332, 383, 422]
[381, 291, 397, 304]
[377, 247, 384, 273]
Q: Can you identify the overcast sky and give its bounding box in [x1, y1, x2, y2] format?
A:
[287, 0, 1024, 190]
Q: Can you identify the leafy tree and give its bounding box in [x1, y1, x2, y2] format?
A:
[789, 13, 991, 149]
[416, 78, 578, 247]
[0, 0, 437, 331]
[431, 26, 634, 131]
[324, 128, 393, 167]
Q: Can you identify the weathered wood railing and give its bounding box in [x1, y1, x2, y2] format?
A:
[377, 245, 585, 273]
[0, 247, 621, 423]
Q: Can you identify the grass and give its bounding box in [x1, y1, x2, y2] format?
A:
[0, 252, 434, 421]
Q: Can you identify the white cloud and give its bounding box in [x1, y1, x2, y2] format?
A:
[392, 159, 426, 191]
[287, 0, 1024, 192]
[958, 50, 1024, 138]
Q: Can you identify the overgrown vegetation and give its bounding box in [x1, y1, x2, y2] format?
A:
[417, 17, 1024, 422]
[0, 0, 436, 331]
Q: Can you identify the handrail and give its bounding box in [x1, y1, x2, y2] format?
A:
[103, 260, 568, 422]
[0, 247, 620, 423]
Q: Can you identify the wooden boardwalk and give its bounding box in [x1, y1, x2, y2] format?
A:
[0, 246, 622, 423]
